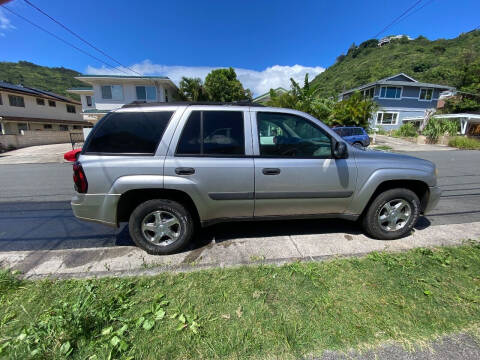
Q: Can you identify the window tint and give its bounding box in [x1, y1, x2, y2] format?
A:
[333, 128, 343, 136]
[176, 111, 245, 156]
[353, 128, 364, 135]
[343, 128, 353, 136]
[85, 111, 173, 154]
[257, 112, 331, 158]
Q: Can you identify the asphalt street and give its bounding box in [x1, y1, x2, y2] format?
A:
[0, 150, 479, 253]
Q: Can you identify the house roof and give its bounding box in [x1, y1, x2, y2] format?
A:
[75, 74, 178, 90]
[339, 73, 454, 96]
[67, 86, 93, 91]
[0, 81, 81, 105]
[253, 87, 289, 102]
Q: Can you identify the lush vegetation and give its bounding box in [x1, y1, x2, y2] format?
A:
[2, 244, 480, 359]
[422, 118, 460, 142]
[311, 31, 480, 101]
[391, 122, 419, 138]
[178, 68, 252, 102]
[0, 61, 85, 99]
[448, 136, 480, 150]
[266, 75, 378, 127]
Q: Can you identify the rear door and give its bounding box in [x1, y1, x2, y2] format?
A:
[252, 110, 357, 217]
[164, 107, 254, 222]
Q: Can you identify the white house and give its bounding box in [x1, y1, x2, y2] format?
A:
[0, 81, 87, 135]
[67, 75, 178, 124]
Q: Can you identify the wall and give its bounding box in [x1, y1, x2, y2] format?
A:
[370, 108, 425, 130]
[0, 130, 83, 149]
[0, 91, 82, 121]
[92, 82, 167, 111]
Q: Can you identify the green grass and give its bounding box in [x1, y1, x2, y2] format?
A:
[374, 145, 393, 151]
[448, 136, 480, 150]
[2, 244, 480, 359]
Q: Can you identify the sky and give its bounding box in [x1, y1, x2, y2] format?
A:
[0, 0, 479, 96]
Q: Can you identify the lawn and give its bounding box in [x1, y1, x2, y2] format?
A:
[1, 244, 480, 359]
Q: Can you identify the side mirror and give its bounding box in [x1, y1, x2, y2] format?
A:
[333, 141, 348, 159]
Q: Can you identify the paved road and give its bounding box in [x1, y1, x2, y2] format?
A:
[0, 150, 479, 254]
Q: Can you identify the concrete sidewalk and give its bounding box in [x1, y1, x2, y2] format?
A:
[373, 135, 454, 152]
[2, 220, 479, 279]
[0, 143, 73, 164]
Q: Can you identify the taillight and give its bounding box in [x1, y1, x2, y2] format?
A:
[73, 161, 88, 193]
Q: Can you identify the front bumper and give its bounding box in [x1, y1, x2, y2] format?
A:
[71, 193, 120, 227]
[423, 186, 442, 214]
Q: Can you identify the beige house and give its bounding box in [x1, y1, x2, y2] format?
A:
[0, 81, 88, 135]
[67, 75, 178, 124]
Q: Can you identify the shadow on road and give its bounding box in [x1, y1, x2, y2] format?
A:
[0, 199, 434, 253]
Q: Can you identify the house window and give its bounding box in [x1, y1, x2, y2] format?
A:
[66, 104, 76, 113]
[0, 93, 2, 105]
[379, 86, 402, 99]
[59, 125, 69, 131]
[43, 124, 53, 130]
[136, 86, 157, 101]
[36, 98, 45, 105]
[101, 85, 123, 100]
[362, 87, 374, 98]
[8, 95, 25, 107]
[165, 89, 169, 102]
[86, 95, 93, 107]
[17, 123, 28, 133]
[419, 88, 433, 101]
[48, 100, 56, 107]
[73, 125, 82, 130]
[376, 112, 399, 125]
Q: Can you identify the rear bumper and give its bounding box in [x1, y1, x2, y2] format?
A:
[71, 193, 120, 227]
[424, 186, 442, 214]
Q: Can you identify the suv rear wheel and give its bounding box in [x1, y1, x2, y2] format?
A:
[129, 199, 194, 255]
[362, 188, 420, 240]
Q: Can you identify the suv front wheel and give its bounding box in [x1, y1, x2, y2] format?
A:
[129, 199, 194, 255]
[362, 188, 420, 240]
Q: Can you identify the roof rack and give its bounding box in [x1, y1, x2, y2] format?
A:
[121, 101, 265, 108]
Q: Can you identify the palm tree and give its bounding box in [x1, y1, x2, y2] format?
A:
[178, 77, 208, 101]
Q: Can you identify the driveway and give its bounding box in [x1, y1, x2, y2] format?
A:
[0, 143, 73, 165]
[374, 134, 454, 151]
[0, 150, 479, 278]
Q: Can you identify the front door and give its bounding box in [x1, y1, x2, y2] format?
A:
[252, 110, 357, 217]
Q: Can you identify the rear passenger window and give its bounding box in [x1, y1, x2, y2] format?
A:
[176, 111, 245, 156]
[84, 111, 173, 154]
[353, 128, 364, 135]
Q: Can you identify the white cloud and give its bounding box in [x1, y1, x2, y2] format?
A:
[86, 60, 325, 96]
[0, 8, 15, 37]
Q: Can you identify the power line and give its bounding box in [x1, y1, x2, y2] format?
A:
[1, 5, 130, 74]
[390, 0, 436, 29]
[373, 0, 424, 38]
[23, 0, 141, 76]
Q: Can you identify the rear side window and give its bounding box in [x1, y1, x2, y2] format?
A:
[353, 128, 364, 135]
[176, 111, 245, 156]
[84, 111, 173, 154]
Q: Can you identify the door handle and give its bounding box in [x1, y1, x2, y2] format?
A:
[175, 167, 195, 175]
[262, 168, 281, 175]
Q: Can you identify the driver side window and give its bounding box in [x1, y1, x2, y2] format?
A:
[257, 112, 332, 158]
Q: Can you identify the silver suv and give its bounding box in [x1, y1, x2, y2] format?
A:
[71, 103, 441, 255]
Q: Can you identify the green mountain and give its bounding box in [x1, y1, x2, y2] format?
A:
[311, 30, 480, 98]
[0, 61, 85, 99]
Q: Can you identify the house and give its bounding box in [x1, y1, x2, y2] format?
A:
[253, 87, 288, 104]
[67, 75, 179, 124]
[338, 73, 455, 130]
[0, 81, 87, 135]
[378, 35, 412, 47]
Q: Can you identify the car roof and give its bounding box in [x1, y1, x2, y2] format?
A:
[121, 101, 265, 109]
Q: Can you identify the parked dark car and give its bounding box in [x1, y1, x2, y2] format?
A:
[333, 127, 370, 147]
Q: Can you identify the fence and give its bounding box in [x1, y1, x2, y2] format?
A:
[0, 130, 84, 150]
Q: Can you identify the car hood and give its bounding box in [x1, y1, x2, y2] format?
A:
[354, 148, 435, 171]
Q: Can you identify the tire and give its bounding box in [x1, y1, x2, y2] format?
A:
[353, 142, 363, 148]
[362, 188, 420, 240]
[128, 199, 194, 255]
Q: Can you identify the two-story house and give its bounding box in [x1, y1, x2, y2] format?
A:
[0, 81, 87, 135]
[67, 75, 178, 124]
[338, 73, 455, 130]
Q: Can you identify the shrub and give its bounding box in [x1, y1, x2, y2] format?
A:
[422, 119, 459, 142]
[392, 123, 418, 138]
[448, 136, 480, 150]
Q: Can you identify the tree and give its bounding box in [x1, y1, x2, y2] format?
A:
[330, 92, 378, 127]
[204, 67, 252, 102]
[178, 77, 208, 101]
[266, 74, 334, 123]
